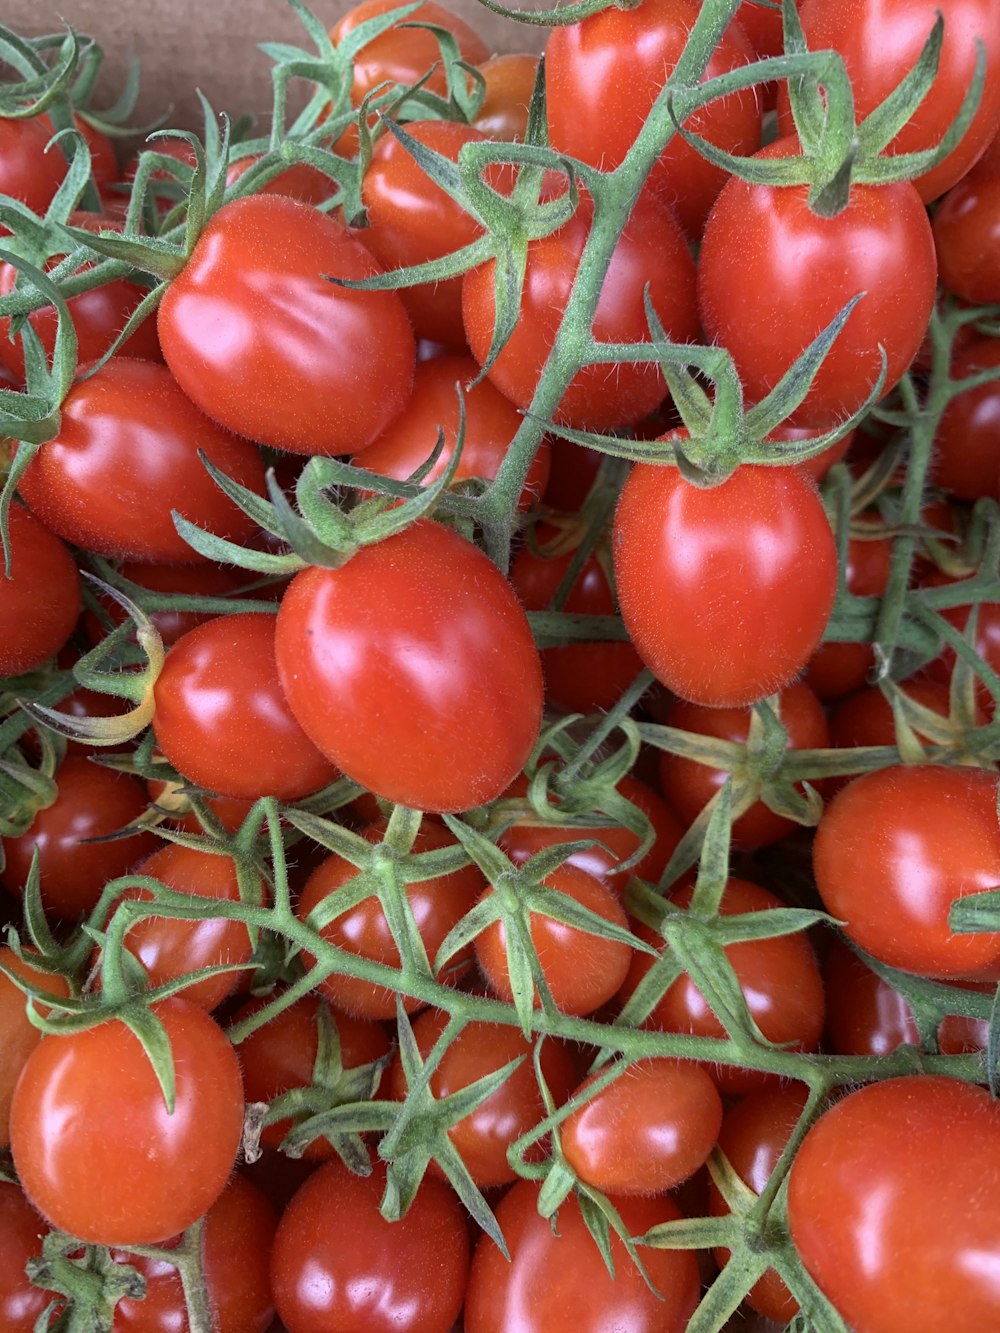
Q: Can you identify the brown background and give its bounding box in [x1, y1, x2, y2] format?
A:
[3, 0, 549, 135]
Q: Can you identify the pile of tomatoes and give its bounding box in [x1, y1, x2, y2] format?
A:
[2, 0, 1000, 1328]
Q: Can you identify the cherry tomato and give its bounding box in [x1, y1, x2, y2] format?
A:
[698, 138, 938, 426]
[297, 819, 484, 1019]
[804, 526, 893, 699]
[463, 1180, 700, 1333]
[473, 53, 540, 141]
[657, 681, 830, 849]
[560, 1057, 723, 1195]
[225, 154, 333, 205]
[152, 612, 337, 802]
[10, 997, 245, 1245]
[620, 878, 826, 1093]
[0, 116, 66, 226]
[274, 519, 544, 812]
[510, 518, 646, 715]
[0, 756, 158, 921]
[813, 764, 1000, 977]
[387, 1008, 580, 1186]
[829, 677, 961, 752]
[330, 0, 490, 105]
[932, 338, 1000, 501]
[774, 423, 854, 482]
[0, 947, 70, 1146]
[0, 504, 80, 678]
[708, 1083, 810, 1323]
[270, 1158, 470, 1333]
[156, 195, 416, 456]
[788, 1076, 1000, 1332]
[236, 991, 392, 1157]
[110, 1173, 277, 1333]
[462, 185, 699, 431]
[545, 0, 762, 238]
[613, 462, 838, 707]
[474, 861, 633, 1017]
[777, 0, 1000, 201]
[360, 352, 550, 510]
[934, 165, 1000, 303]
[17, 359, 267, 563]
[0, 1181, 51, 1332]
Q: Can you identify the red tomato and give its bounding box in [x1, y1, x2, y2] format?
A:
[777, 0, 1000, 201]
[804, 526, 893, 699]
[545, 0, 762, 238]
[10, 997, 244, 1244]
[0, 504, 80, 677]
[225, 153, 333, 205]
[510, 518, 646, 715]
[157, 195, 416, 456]
[0, 756, 158, 921]
[274, 520, 544, 812]
[236, 991, 392, 1157]
[657, 681, 830, 849]
[0, 1182, 51, 1332]
[0, 116, 66, 225]
[829, 677, 972, 767]
[462, 185, 699, 432]
[271, 1158, 470, 1333]
[463, 1180, 700, 1333]
[153, 612, 337, 802]
[297, 820, 484, 1019]
[361, 121, 501, 346]
[708, 1083, 810, 1322]
[499, 771, 683, 897]
[386, 1008, 580, 1186]
[17, 359, 267, 563]
[107, 842, 260, 1011]
[474, 861, 633, 1017]
[0, 948, 70, 1146]
[330, 0, 490, 104]
[560, 1057, 723, 1194]
[932, 338, 1000, 500]
[613, 462, 838, 707]
[698, 138, 937, 426]
[774, 423, 854, 482]
[934, 168, 1000, 303]
[620, 878, 826, 1093]
[788, 1076, 1000, 1332]
[473, 53, 540, 142]
[814, 765, 1000, 977]
[110, 1173, 277, 1333]
[359, 352, 550, 510]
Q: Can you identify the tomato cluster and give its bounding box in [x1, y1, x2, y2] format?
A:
[2, 0, 1000, 1329]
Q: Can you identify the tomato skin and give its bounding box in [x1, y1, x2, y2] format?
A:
[157, 195, 416, 457]
[474, 861, 633, 1017]
[813, 765, 1000, 977]
[560, 1058, 723, 1195]
[360, 352, 550, 511]
[225, 154, 333, 206]
[934, 171, 1000, 303]
[804, 529, 893, 700]
[236, 992, 392, 1157]
[10, 997, 245, 1245]
[0, 756, 159, 921]
[0, 504, 81, 677]
[271, 1158, 470, 1333]
[387, 1008, 580, 1186]
[297, 820, 484, 1019]
[777, 0, 1000, 201]
[110, 1173, 277, 1333]
[153, 612, 337, 802]
[462, 187, 699, 432]
[361, 121, 498, 346]
[464, 1180, 700, 1333]
[698, 139, 937, 426]
[0, 1181, 51, 1332]
[0, 948, 70, 1146]
[545, 0, 762, 238]
[708, 1083, 809, 1322]
[657, 681, 830, 849]
[0, 117, 66, 225]
[330, 0, 489, 105]
[18, 359, 267, 563]
[620, 878, 826, 1093]
[932, 338, 1000, 501]
[110, 842, 259, 1012]
[473, 54, 540, 142]
[613, 463, 838, 707]
[274, 520, 544, 813]
[788, 1076, 1000, 1333]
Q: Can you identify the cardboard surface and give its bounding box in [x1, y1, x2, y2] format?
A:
[4, 0, 549, 136]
